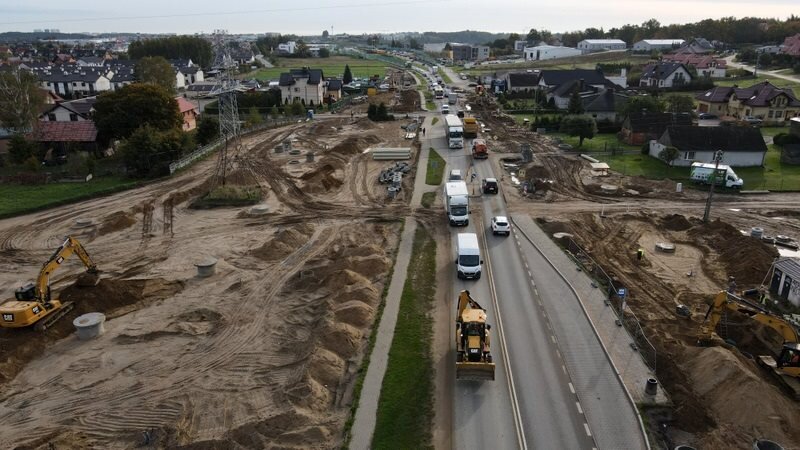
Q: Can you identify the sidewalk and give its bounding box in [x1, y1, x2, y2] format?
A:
[513, 214, 669, 406]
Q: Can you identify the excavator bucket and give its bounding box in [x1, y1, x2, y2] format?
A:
[75, 271, 101, 287]
[456, 361, 496, 381]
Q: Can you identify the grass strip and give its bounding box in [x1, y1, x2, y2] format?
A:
[0, 176, 140, 218]
[421, 191, 436, 208]
[425, 148, 445, 185]
[372, 225, 436, 450]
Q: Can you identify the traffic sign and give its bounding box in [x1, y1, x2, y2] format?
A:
[617, 288, 627, 298]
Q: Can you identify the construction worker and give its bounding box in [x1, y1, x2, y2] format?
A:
[636, 248, 644, 261]
[727, 276, 737, 294]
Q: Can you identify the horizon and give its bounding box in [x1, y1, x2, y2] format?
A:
[0, 0, 797, 36]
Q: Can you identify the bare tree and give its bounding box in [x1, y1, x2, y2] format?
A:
[0, 68, 44, 133]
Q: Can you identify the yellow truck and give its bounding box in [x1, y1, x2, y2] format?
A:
[463, 117, 479, 138]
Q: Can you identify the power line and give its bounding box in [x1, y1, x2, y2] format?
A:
[0, 0, 450, 26]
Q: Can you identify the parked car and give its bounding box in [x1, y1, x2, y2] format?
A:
[744, 116, 763, 126]
[698, 113, 719, 120]
[491, 216, 511, 236]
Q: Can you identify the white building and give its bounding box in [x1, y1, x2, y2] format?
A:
[577, 39, 627, 53]
[639, 62, 693, 88]
[278, 41, 297, 54]
[514, 40, 528, 52]
[632, 39, 685, 52]
[278, 68, 326, 106]
[772, 258, 800, 307]
[40, 72, 112, 97]
[523, 45, 582, 61]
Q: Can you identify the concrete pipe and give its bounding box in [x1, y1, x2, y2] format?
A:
[195, 258, 218, 278]
[754, 440, 784, 450]
[751, 227, 764, 238]
[645, 378, 658, 395]
[74, 218, 94, 228]
[73, 312, 106, 340]
[306, 152, 315, 162]
[674, 446, 696, 450]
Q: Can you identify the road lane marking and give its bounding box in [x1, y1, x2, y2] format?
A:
[584, 423, 592, 437]
[550, 335, 556, 344]
[576, 402, 583, 414]
[568, 382, 575, 394]
[527, 270, 532, 278]
[561, 365, 567, 375]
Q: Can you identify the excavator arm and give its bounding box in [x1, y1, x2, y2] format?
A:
[700, 291, 799, 345]
[34, 236, 99, 303]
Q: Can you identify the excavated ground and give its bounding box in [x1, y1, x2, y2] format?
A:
[0, 112, 416, 449]
[471, 94, 800, 449]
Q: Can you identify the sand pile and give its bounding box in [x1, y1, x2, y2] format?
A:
[661, 214, 693, 232]
[329, 135, 381, 156]
[251, 223, 315, 262]
[299, 163, 344, 194]
[682, 346, 800, 447]
[98, 211, 137, 235]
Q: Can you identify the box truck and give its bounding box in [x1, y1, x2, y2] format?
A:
[444, 181, 469, 226]
[444, 114, 464, 149]
[456, 233, 482, 279]
[690, 162, 743, 188]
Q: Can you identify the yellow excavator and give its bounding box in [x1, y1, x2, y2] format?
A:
[456, 290, 496, 381]
[699, 290, 800, 398]
[0, 236, 99, 332]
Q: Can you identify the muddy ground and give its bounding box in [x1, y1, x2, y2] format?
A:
[0, 106, 420, 449]
[473, 95, 800, 450]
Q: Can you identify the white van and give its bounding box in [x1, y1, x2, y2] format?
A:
[456, 233, 482, 279]
[448, 169, 463, 181]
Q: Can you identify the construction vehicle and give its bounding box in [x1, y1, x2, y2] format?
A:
[463, 117, 479, 138]
[456, 290, 495, 381]
[699, 291, 800, 397]
[472, 139, 488, 159]
[0, 236, 100, 332]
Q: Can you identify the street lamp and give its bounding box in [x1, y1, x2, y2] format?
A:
[703, 150, 724, 223]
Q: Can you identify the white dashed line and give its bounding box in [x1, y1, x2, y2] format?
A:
[576, 402, 583, 414]
[527, 270, 532, 278]
[556, 350, 562, 360]
[584, 423, 592, 437]
[561, 364, 567, 375]
[524, 262, 529, 269]
[568, 382, 575, 394]
[550, 335, 556, 344]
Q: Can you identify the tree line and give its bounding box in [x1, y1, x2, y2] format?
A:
[128, 36, 213, 68]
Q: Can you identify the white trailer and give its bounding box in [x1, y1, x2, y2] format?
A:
[444, 181, 469, 226]
[444, 114, 464, 149]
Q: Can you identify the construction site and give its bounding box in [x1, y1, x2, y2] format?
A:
[1, 67, 800, 450]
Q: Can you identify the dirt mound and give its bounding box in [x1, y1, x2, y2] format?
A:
[661, 214, 694, 232]
[329, 135, 381, 156]
[98, 211, 136, 235]
[334, 300, 374, 327]
[0, 278, 183, 389]
[320, 321, 362, 359]
[688, 219, 778, 286]
[308, 348, 347, 387]
[299, 163, 344, 194]
[682, 346, 800, 446]
[251, 224, 315, 262]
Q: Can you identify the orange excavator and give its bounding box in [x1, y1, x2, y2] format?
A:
[456, 290, 495, 381]
[699, 290, 800, 397]
[0, 236, 99, 331]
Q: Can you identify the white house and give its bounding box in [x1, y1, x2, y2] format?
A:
[278, 68, 325, 106]
[278, 41, 297, 55]
[40, 71, 112, 97]
[577, 39, 627, 53]
[523, 45, 582, 61]
[639, 62, 693, 88]
[632, 39, 685, 52]
[648, 126, 768, 167]
[772, 258, 800, 307]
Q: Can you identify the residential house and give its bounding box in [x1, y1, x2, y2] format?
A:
[32, 121, 101, 159]
[326, 79, 343, 102]
[523, 45, 581, 61]
[582, 89, 629, 122]
[278, 68, 325, 106]
[39, 70, 112, 97]
[108, 67, 135, 90]
[185, 82, 217, 98]
[451, 44, 490, 62]
[40, 97, 97, 122]
[771, 258, 800, 307]
[179, 65, 204, 85]
[674, 38, 714, 55]
[76, 56, 105, 67]
[639, 62, 693, 88]
[547, 79, 601, 109]
[506, 72, 540, 93]
[781, 34, 800, 57]
[695, 81, 800, 124]
[648, 125, 767, 167]
[621, 111, 692, 145]
[277, 41, 297, 55]
[632, 39, 685, 52]
[537, 69, 611, 90]
[662, 54, 726, 78]
[576, 39, 626, 53]
[175, 97, 199, 131]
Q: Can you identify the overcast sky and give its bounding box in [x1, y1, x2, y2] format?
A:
[0, 0, 796, 35]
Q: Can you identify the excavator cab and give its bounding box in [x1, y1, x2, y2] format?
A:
[14, 283, 37, 301]
[778, 343, 800, 370]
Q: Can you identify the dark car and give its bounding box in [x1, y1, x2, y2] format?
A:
[698, 113, 718, 120]
[482, 178, 498, 194]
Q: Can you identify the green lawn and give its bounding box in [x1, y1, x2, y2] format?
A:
[464, 53, 649, 75]
[759, 126, 789, 138]
[0, 176, 139, 217]
[509, 112, 560, 126]
[714, 74, 800, 92]
[249, 56, 390, 81]
[431, 117, 439, 126]
[372, 226, 436, 450]
[420, 191, 436, 208]
[426, 148, 445, 185]
[549, 132, 641, 153]
[439, 70, 453, 85]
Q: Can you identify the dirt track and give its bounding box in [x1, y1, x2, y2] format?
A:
[0, 115, 419, 449]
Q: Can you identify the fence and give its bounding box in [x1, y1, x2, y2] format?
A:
[168, 116, 299, 174]
[558, 236, 658, 373]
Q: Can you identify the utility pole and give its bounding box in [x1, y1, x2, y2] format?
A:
[703, 150, 724, 223]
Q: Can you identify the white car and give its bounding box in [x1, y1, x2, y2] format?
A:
[491, 216, 510, 236]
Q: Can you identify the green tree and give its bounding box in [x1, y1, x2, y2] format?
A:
[196, 115, 219, 146]
[343, 64, 353, 84]
[567, 90, 584, 114]
[120, 125, 193, 178]
[0, 67, 45, 133]
[135, 56, 176, 94]
[318, 48, 331, 58]
[322, 30, 329, 38]
[128, 36, 213, 67]
[664, 94, 695, 114]
[658, 146, 680, 167]
[409, 38, 422, 50]
[8, 134, 37, 164]
[288, 100, 306, 116]
[618, 95, 665, 118]
[295, 41, 310, 57]
[93, 84, 182, 143]
[245, 106, 263, 127]
[367, 103, 378, 120]
[270, 105, 280, 118]
[560, 115, 598, 146]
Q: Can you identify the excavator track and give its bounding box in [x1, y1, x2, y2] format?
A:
[34, 301, 75, 332]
